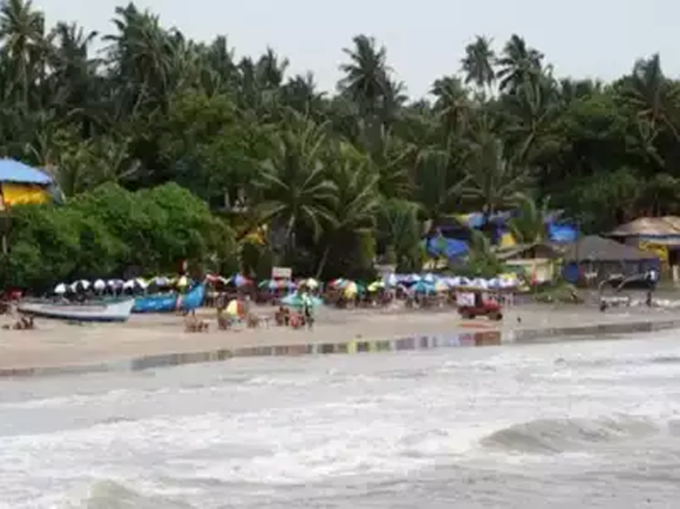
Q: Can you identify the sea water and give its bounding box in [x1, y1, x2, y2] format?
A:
[2, 332, 680, 508]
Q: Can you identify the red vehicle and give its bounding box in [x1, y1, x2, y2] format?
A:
[457, 290, 503, 321]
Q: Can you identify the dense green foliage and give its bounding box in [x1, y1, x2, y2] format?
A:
[1, 1, 680, 284]
[2, 183, 238, 290]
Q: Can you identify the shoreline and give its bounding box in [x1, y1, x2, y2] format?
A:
[2, 305, 680, 378]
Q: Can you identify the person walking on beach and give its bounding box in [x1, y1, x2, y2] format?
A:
[301, 291, 314, 329]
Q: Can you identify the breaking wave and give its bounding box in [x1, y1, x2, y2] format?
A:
[481, 415, 659, 454]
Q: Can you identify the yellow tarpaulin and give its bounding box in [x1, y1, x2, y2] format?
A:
[0, 183, 50, 207]
[500, 232, 517, 248]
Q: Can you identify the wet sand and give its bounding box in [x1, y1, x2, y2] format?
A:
[2, 303, 680, 374]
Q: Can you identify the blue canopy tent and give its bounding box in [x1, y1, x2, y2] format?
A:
[422, 237, 469, 259]
[0, 159, 52, 184]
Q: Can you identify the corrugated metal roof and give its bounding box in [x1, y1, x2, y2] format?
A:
[0, 159, 52, 185]
[609, 217, 680, 237]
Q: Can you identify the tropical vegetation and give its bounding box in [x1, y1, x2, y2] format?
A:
[1, 0, 680, 288]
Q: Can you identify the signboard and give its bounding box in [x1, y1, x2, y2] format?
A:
[271, 266, 292, 279]
[638, 241, 668, 263]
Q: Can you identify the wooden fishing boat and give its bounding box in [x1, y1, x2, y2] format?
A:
[17, 298, 134, 323]
[132, 284, 205, 313]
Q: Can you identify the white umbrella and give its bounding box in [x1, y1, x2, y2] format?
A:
[93, 279, 106, 291]
[107, 279, 124, 289]
[177, 275, 189, 287]
[471, 278, 488, 289]
[135, 278, 149, 289]
[123, 279, 137, 290]
[70, 280, 90, 292]
[153, 276, 171, 286]
[54, 283, 67, 295]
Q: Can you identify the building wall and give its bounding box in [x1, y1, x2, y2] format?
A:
[505, 258, 555, 283]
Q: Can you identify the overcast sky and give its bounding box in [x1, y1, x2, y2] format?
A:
[36, 0, 678, 98]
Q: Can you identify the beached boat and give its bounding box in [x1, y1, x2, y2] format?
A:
[132, 284, 205, 313]
[17, 298, 134, 322]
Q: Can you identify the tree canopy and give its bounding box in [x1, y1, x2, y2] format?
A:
[1, 1, 679, 285]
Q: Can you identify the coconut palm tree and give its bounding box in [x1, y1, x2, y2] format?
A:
[317, 142, 380, 276]
[462, 129, 532, 213]
[254, 115, 337, 262]
[338, 34, 390, 118]
[507, 193, 550, 244]
[431, 76, 470, 137]
[0, 0, 45, 108]
[496, 34, 543, 94]
[461, 35, 496, 93]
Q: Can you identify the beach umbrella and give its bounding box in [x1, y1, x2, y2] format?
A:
[406, 273, 421, 283]
[486, 278, 502, 289]
[152, 276, 172, 287]
[107, 279, 125, 289]
[303, 278, 319, 289]
[412, 280, 436, 294]
[383, 273, 398, 287]
[233, 274, 252, 287]
[122, 279, 137, 290]
[329, 278, 346, 288]
[423, 273, 436, 283]
[177, 275, 189, 287]
[343, 281, 359, 297]
[433, 280, 450, 292]
[226, 298, 245, 316]
[281, 293, 323, 308]
[135, 278, 149, 289]
[70, 280, 90, 292]
[269, 279, 295, 291]
[470, 278, 489, 289]
[367, 280, 385, 292]
[93, 279, 106, 291]
[54, 283, 67, 295]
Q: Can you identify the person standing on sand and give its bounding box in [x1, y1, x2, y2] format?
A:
[301, 291, 314, 329]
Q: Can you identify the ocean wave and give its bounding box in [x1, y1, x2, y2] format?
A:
[481, 415, 659, 454]
[70, 480, 195, 509]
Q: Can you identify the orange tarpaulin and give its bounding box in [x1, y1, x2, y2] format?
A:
[0, 183, 50, 208]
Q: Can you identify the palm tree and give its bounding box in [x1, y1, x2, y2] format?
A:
[462, 129, 532, 213]
[376, 198, 422, 272]
[317, 142, 380, 276]
[413, 146, 467, 233]
[254, 115, 337, 262]
[507, 193, 550, 244]
[461, 35, 496, 92]
[0, 0, 45, 108]
[496, 34, 543, 94]
[621, 54, 680, 141]
[281, 72, 326, 116]
[431, 76, 470, 137]
[338, 34, 390, 118]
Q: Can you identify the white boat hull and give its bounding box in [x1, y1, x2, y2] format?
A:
[17, 299, 135, 323]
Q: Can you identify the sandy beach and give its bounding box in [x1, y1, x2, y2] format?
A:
[2, 302, 680, 375]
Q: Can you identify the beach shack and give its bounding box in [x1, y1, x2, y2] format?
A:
[0, 159, 59, 254]
[497, 242, 562, 284]
[608, 216, 680, 282]
[561, 235, 660, 286]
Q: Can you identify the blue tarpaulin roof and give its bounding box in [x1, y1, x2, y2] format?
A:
[423, 237, 469, 259]
[0, 159, 52, 185]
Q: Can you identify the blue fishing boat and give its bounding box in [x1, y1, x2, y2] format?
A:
[132, 284, 205, 313]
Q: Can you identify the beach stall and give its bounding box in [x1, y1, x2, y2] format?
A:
[562, 235, 660, 287]
[0, 159, 62, 254]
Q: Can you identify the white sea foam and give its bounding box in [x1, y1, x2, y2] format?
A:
[3, 332, 680, 508]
